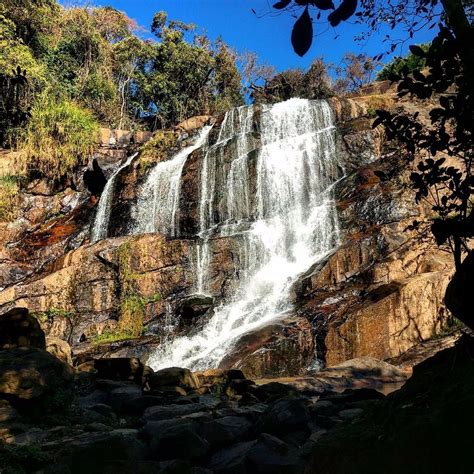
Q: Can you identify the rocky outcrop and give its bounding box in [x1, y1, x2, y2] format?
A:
[0, 235, 195, 350]
[0, 230, 250, 359]
[0, 347, 73, 401]
[220, 316, 315, 379]
[0, 98, 457, 378]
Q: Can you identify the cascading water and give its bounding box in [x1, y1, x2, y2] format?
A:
[132, 126, 212, 236]
[91, 153, 138, 243]
[196, 106, 254, 293]
[148, 98, 343, 370]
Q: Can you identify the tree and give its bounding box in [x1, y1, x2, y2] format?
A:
[135, 11, 243, 128]
[377, 44, 429, 81]
[249, 58, 333, 103]
[240, 51, 275, 96]
[0, 0, 59, 58]
[0, 68, 31, 146]
[334, 53, 379, 93]
[212, 39, 245, 113]
[373, 30, 473, 270]
[46, 6, 137, 125]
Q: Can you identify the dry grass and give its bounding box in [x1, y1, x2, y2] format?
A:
[0, 175, 20, 221]
[18, 94, 99, 180]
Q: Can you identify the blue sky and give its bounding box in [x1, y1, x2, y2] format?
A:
[61, 0, 437, 73]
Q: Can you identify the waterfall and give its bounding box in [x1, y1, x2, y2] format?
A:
[196, 106, 254, 294]
[148, 98, 342, 370]
[132, 126, 212, 236]
[91, 153, 137, 243]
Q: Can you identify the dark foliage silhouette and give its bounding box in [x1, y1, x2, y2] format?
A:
[373, 26, 473, 270]
[268, 0, 473, 328]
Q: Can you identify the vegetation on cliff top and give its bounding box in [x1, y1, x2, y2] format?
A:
[18, 94, 99, 181]
[0, 1, 244, 182]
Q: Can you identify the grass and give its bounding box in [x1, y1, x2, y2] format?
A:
[33, 308, 74, 323]
[18, 93, 99, 181]
[138, 130, 179, 173]
[91, 330, 138, 346]
[0, 175, 20, 221]
[91, 293, 161, 346]
[89, 242, 163, 346]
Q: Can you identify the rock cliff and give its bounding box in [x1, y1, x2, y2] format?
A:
[0, 96, 456, 378]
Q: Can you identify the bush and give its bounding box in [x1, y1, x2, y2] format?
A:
[19, 94, 98, 181]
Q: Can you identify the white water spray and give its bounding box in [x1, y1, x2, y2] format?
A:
[132, 126, 212, 236]
[91, 153, 137, 243]
[148, 98, 342, 370]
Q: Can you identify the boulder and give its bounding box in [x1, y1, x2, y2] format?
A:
[148, 367, 200, 391]
[177, 294, 214, 320]
[225, 379, 257, 397]
[176, 115, 212, 133]
[46, 336, 72, 365]
[338, 408, 364, 420]
[220, 316, 314, 379]
[0, 347, 74, 400]
[107, 384, 143, 411]
[254, 382, 298, 402]
[0, 307, 46, 350]
[202, 416, 252, 448]
[247, 433, 302, 474]
[256, 398, 310, 436]
[143, 418, 209, 461]
[315, 357, 409, 392]
[55, 429, 147, 473]
[194, 368, 246, 388]
[120, 395, 165, 415]
[142, 402, 207, 422]
[140, 418, 199, 441]
[208, 440, 257, 473]
[94, 357, 145, 384]
[0, 400, 17, 422]
[83, 158, 106, 196]
[445, 250, 474, 330]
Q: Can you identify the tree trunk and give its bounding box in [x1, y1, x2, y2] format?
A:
[440, 0, 474, 85]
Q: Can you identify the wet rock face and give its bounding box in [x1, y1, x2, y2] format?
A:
[219, 317, 315, 379]
[0, 100, 456, 376]
[0, 235, 196, 350]
[0, 232, 250, 356]
[0, 188, 94, 288]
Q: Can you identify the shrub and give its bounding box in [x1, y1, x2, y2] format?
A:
[19, 94, 98, 181]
